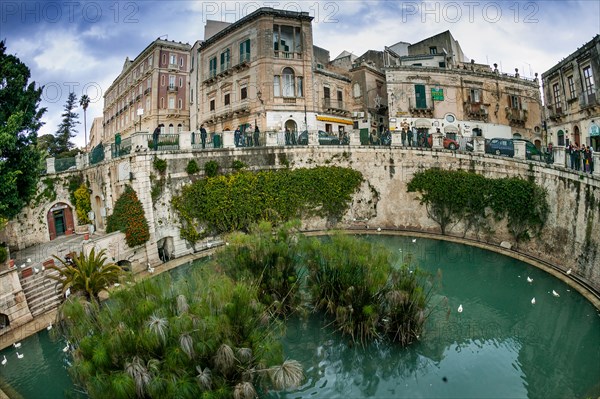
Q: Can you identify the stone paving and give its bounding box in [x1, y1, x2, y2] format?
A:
[11, 233, 90, 269]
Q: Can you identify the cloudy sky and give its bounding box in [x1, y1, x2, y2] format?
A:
[1, 0, 598, 147]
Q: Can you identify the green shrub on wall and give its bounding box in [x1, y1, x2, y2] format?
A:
[185, 159, 200, 175]
[106, 185, 150, 247]
[74, 184, 92, 225]
[0, 245, 7, 264]
[407, 168, 548, 243]
[153, 157, 167, 174]
[204, 160, 219, 177]
[172, 166, 363, 242]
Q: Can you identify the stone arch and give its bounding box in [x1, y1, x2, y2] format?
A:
[285, 119, 298, 133]
[573, 125, 580, 146]
[0, 313, 9, 330]
[157, 236, 175, 262]
[47, 202, 75, 240]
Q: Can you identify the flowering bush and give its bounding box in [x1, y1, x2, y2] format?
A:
[106, 185, 150, 247]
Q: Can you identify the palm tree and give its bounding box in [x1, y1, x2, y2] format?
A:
[79, 94, 90, 148]
[48, 248, 124, 302]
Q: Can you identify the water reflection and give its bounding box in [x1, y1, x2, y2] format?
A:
[1, 236, 599, 399]
[270, 235, 600, 398]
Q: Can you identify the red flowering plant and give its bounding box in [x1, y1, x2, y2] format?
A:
[106, 185, 150, 247]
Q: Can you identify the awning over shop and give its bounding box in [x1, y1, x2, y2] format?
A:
[444, 125, 459, 134]
[414, 119, 430, 128]
[316, 116, 354, 125]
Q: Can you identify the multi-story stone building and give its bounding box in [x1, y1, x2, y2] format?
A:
[385, 59, 543, 145]
[347, 50, 394, 142]
[103, 39, 191, 141]
[87, 117, 103, 150]
[542, 35, 600, 150]
[190, 7, 356, 141]
[192, 8, 315, 139]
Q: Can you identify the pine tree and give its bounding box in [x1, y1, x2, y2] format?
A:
[0, 40, 46, 220]
[54, 91, 79, 157]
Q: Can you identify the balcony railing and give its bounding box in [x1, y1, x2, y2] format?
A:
[465, 102, 489, 120]
[88, 143, 105, 165]
[55, 157, 76, 172]
[323, 99, 347, 112]
[506, 108, 528, 124]
[148, 133, 180, 150]
[191, 132, 223, 149]
[112, 137, 132, 158]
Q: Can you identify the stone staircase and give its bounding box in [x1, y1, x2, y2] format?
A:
[20, 264, 65, 318]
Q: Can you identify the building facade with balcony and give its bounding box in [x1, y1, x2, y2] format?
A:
[192, 8, 318, 139]
[542, 35, 600, 150]
[103, 39, 191, 141]
[385, 62, 543, 145]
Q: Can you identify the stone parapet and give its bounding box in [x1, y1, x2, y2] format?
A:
[513, 140, 526, 159]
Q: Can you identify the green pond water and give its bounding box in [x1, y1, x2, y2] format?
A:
[1, 235, 599, 398]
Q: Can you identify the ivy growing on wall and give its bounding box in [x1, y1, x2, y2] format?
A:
[65, 174, 84, 205]
[151, 157, 167, 203]
[172, 166, 363, 242]
[106, 185, 150, 247]
[73, 184, 92, 225]
[33, 177, 59, 206]
[407, 168, 549, 244]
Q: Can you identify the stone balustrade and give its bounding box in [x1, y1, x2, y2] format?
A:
[43, 131, 600, 181]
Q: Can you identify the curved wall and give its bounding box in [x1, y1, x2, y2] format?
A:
[151, 146, 600, 291]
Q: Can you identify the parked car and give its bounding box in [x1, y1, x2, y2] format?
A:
[485, 138, 542, 160]
[427, 135, 459, 150]
[297, 130, 348, 145]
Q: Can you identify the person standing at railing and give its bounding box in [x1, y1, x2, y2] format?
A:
[152, 124, 162, 151]
[115, 133, 121, 156]
[234, 127, 241, 147]
[200, 124, 207, 149]
[246, 127, 253, 147]
[253, 124, 260, 147]
[568, 144, 576, 169]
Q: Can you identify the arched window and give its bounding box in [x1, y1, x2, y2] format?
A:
[178, 99, 182, 109]
[169, 124, 174, 134]
[282, 67, 295, 97]
[160, 97, 164, 109]
[177, 123, 183, 132]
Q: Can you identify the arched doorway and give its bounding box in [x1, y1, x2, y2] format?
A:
[285, 119, 297, 145]
[47, 203, 75, 240]
[574, 126, 580, 146]
[557, 129, 565, 146]
[0, 313, 9, 330]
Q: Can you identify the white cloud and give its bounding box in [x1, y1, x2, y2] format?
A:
[33, 30, 100, 72]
